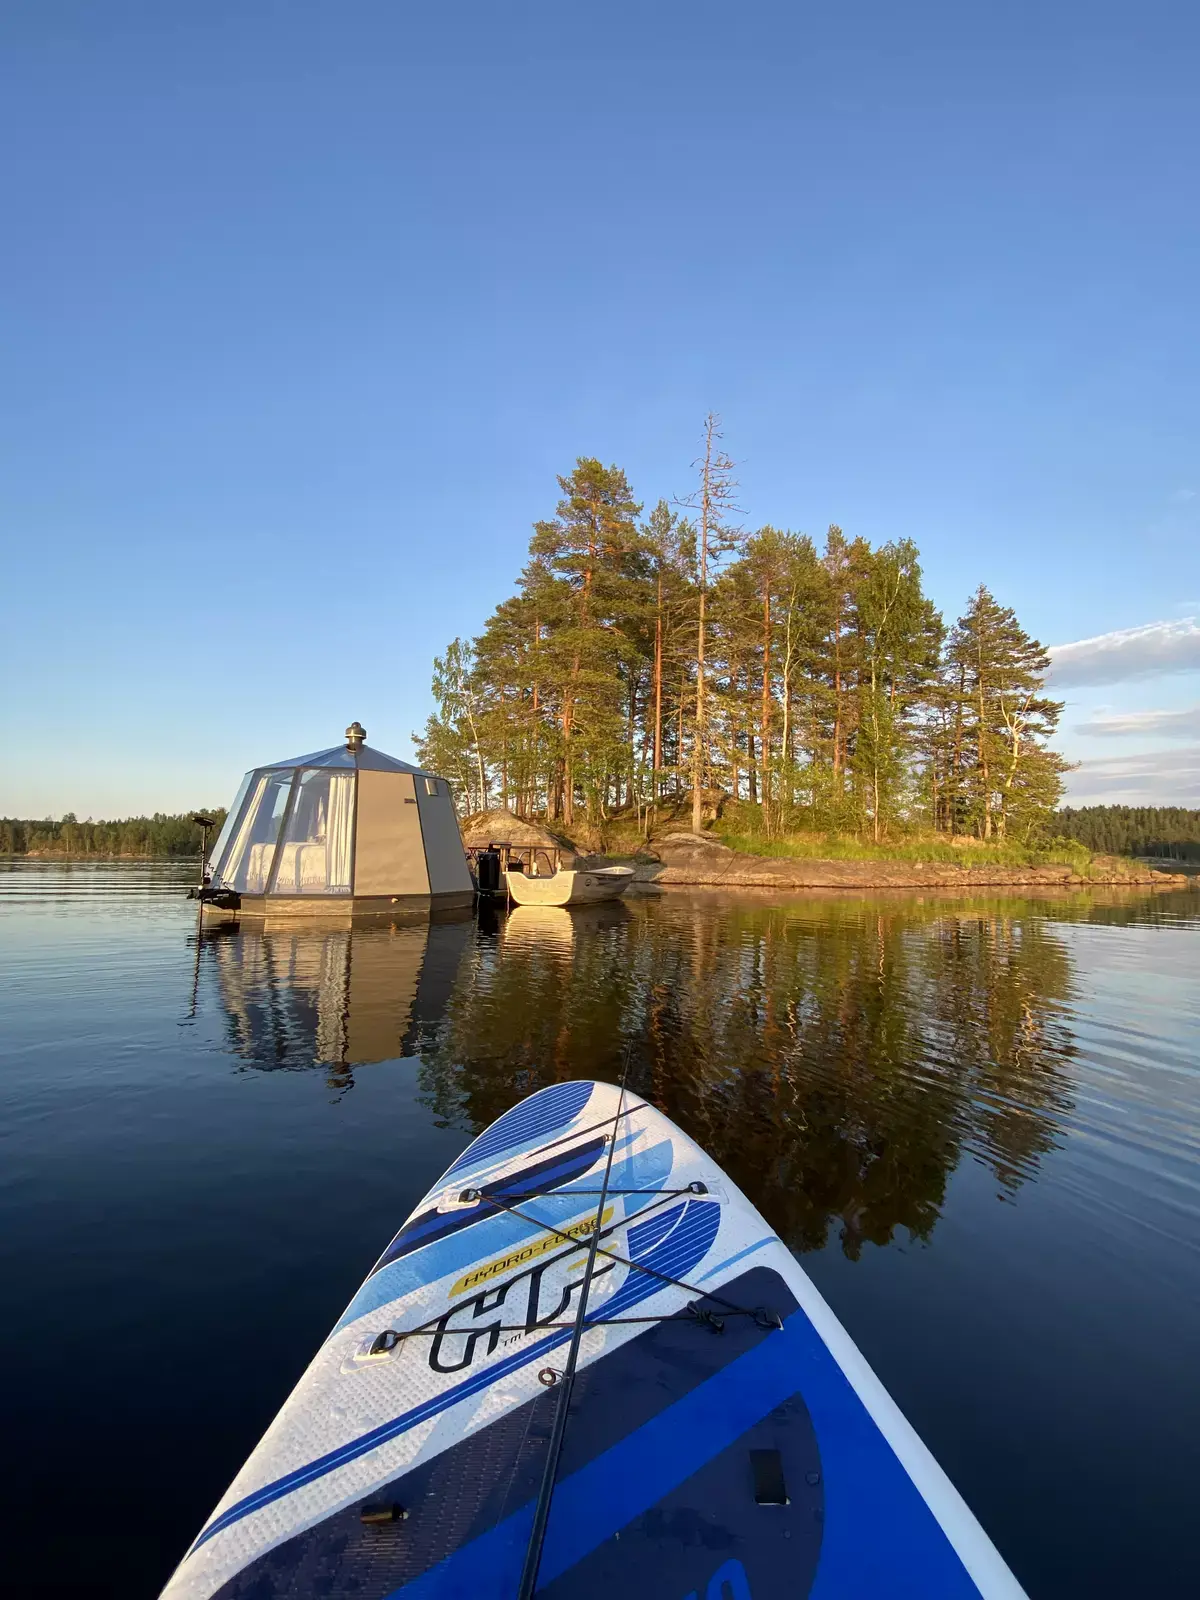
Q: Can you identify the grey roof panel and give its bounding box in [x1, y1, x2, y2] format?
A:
[263, 745, 354, 769]
[262, 743, 423, 774]
[357, 746, 424, 773]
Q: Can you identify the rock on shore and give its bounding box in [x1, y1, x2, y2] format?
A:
[459, 810, 583, 866]
[631, 832, 1188, 890]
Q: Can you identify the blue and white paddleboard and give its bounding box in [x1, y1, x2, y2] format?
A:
[162, 1080, 1028, 1599]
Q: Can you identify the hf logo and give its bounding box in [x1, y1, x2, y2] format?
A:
[428, 1256, 615, 1373]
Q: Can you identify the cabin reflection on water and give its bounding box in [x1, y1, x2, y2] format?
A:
[198, 890, 1089, 1257]
[204, 910, 475, 1088]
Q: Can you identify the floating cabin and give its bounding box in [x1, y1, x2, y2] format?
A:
[202, 723, 473, 923]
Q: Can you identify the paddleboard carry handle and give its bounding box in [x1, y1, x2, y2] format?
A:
[359, 1503, 408, 1525]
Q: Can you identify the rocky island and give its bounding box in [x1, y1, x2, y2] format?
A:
[461, 812, 1188, 892]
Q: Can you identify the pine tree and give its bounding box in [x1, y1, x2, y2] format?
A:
[640, 500, 695, 806]
[815, 526, 872, 827]
[945, 587, 1066, 840]
[853, 540, 941, 840]
[527, 459, 642, 824]
[676, 414, 742, 834]
[741, 527, 793, 829]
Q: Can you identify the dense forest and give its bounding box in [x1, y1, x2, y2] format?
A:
[1056, 806, 1200, 862]
[416, 420, 1070, 844]
[10, 802, 1196, 865]
[0, 812, 224, 858]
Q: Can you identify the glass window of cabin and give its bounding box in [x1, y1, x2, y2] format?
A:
[216, 770, 295, 893]
[424, 777, 439, 796]
[269, 769, 354, 895]
[208, 772, 254, 879]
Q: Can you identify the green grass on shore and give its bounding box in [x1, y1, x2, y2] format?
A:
[714, 829, 1100, 872]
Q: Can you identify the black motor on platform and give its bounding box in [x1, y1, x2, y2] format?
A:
[475, 846, 502, 896]
[187, 885, 241, 910]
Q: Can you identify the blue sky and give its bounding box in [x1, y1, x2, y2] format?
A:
[3, 2, 1198, 816]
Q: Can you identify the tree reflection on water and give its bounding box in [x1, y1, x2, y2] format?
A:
[200, 889, 1188, 1257]
[416, 894, 1087, 1257]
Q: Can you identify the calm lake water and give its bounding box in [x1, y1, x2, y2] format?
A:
[1, 860, 1198, 1598]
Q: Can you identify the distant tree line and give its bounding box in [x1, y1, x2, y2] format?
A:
[0, 812, 225, 858]
[1055, 806, 1200, 862]
[417, 420, 1069, 844]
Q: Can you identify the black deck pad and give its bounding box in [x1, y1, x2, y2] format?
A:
[212, 1267, 815, 1599]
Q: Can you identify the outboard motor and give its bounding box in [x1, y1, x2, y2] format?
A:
[476, 847, 502, 896]
[188, 884, 241, 910]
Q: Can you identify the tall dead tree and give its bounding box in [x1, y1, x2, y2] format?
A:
[678, 414, 742, 834]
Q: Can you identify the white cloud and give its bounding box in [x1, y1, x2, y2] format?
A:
[1075, 705, 1200, 739]
[1169, 488, 1196, 504]
[1065, 746, 1200, 804]
[1047, 617, 1200, 688]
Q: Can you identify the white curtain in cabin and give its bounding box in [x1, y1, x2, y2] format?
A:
[326, 772, 354, 892]
[213, 774, 267, 887]
[219, 772, 295, 893]
[272, 768, 355, 894]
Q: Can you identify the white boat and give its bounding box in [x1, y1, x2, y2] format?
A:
[505, 862, 634, 906]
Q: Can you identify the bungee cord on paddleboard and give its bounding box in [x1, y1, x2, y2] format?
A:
[366, 1089, 784, 1354]
[515, 1043, 633, 1600]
